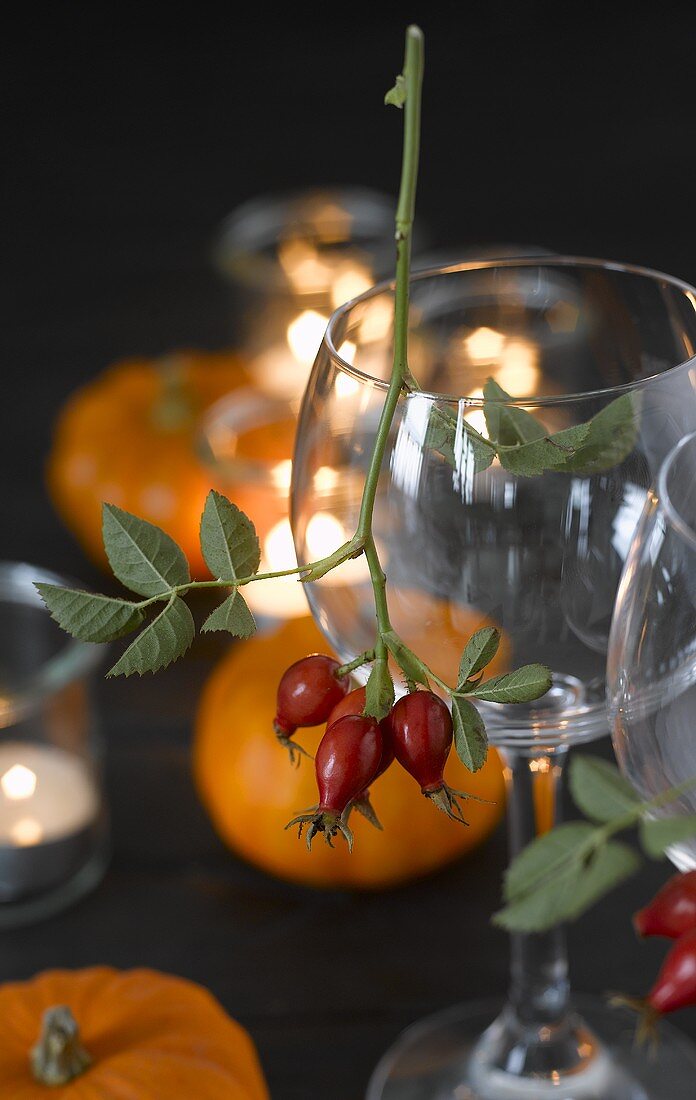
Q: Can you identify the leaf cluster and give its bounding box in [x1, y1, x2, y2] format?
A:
[38, 492, 261, 677]
[494, 756, 696, 932]
[424, 380, 639, 479]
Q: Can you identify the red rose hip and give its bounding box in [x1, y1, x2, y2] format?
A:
[634, 871, 696, 940]
[273, 653, 350, 764]
[648, 928, 696, 1015]
[612, 925, 696, 1044]
[389, 690, 476, 822]
[327, 686, 395, 829]
[286, 714, 383, 850]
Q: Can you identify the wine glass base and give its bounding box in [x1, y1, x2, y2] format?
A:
[366, 995, 696, 1100]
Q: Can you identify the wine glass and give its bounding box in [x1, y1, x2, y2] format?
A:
[291, 257, 696, 1098]
[609, 431, 696, 868]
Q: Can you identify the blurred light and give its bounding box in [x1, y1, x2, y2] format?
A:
[2, 764, 37, 801]
[287, 310, 328, 368]
[337, 340, 357, 365]
[465, 326, 505, 361]
[306, 512, 346, 558]
[313, 466, 340, 492]
[11, 817, 43, 846]
[336, 371, 360, 399]
[331, 266, 373, 308]
[244, 519, 307, 620]
[360, 297, 393, 342]
[270, 459, 293, 491]
[278, 239, 335, 296]
[463, 390, 489, 438]
[494, 339, 540, 397]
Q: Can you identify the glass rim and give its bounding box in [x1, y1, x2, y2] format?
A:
[324, 254, 696, 407]
[0, 562, 104, 717]
[657, 431, 696, 552]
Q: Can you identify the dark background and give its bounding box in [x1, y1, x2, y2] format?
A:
[3, 5, 696, 1097]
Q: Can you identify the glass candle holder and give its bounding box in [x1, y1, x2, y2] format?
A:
[212, 188, 404, 402]
[0, 562, 108, 927]
[199, 388, 307, 620]
[199, 386, 365, 623]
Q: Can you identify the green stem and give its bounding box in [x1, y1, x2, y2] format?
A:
[336, 650, 376, 678]
[356, 25, 424, 543]
[131, 556, 354, 611]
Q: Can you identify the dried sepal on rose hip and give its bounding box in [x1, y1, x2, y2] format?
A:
[325, 686, 395, 830]
[285, 714, 383, 850]
[388, 690, 483, 823]
[612, 926, 696, 1047]
[634, 870, 696, 940]
[273, 654, 350, 765]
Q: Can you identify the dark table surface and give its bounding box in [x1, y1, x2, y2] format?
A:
[4, 7, 696, 1097]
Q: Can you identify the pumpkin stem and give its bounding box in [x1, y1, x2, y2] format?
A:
[31, 1006, 92, 1087]
[152, 354, 195, 431]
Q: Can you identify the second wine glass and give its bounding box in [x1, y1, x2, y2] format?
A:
[292, 257, 696, 1098]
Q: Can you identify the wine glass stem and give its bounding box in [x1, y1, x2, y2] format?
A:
[501, 745, 570, 1028]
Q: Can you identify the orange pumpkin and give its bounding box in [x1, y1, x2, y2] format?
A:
[47, 350, 249, 578]
[0, 967, 268, 1098]
[194, 616, 506, 889]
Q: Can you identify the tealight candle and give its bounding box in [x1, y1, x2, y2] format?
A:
[0, 561, 108, 927]
[0, 742, 100, 903]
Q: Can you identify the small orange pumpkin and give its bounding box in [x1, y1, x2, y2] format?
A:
[0, 967, 268, 1098]
[194, 615, 507, 889]
[47, 350, 249, 578]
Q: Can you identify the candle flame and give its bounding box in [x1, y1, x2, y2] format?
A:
[1, 764, 37, 801]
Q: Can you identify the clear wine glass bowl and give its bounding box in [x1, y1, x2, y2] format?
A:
[292, 258, 696, 1099]
[609, 430, 696, 871]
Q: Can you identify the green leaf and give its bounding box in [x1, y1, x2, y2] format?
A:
[201, 591, 256, 638]
[385, 73, 407, 107]
[562, 394, 639, 475]
[468, 664, 552, 704]
[424, 413, 457, 465]
[483, 378, 547, 446]
[107, 596, 195, 676]
[424, 409, 495, 475]
[36, 584, 145, 643]
[200, 490, 260, 582]
[497, 423, 591, 477]
[364, 656, 395, 721]
[102, 504, 190, 597]
[495, 840, 640, 932]
[457, 627, 500, 687]
[452, 695, 488, 772]
[504, 821, 597, 901]
[569, 755, 640, 824]
[383, 631, 429, 686]
[464, 425, 497, 474]
[639, 814, 696, 858]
